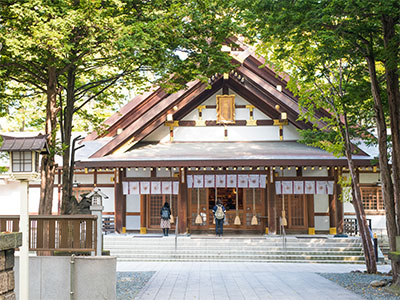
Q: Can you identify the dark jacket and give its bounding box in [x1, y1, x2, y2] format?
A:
[160, 206, 171, 218]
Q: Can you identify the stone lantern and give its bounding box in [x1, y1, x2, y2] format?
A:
[0, 134, 48, 300]
[87, 187, 108, 256]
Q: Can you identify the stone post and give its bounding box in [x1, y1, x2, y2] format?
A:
[90, 204, 104, 256]
[0, 232, 22, 300]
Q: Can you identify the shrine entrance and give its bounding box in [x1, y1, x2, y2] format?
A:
[275, 194, 309, 231]
[189, 187, 266, 232]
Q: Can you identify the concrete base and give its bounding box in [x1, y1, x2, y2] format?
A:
[15, 256, 116, 300]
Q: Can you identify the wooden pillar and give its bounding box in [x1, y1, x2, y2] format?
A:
[114, 168, 126, 233]
[307, 194, 315, 235]
[335, 168, 344, 234]
[140, 195, 147, 234]
[178, 168, 188, 234]
[328, 168, 337, 234]
[267, 167, 277, 234]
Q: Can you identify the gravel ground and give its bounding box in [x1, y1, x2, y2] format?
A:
[117, 271, 155, 300]
[319, 272, 400, 300]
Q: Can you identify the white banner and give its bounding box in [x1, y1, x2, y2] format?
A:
[260, 175, 267, 188]
[238, 175, 249, 188]
[204, 175, 215, 188]
[173, 181, 179, 195]
[129, 181, 140, 195]
[187, 175, 193, 188]
[294, 181, 304, 194]
[140, 182, 150, 194]
[227, 174, 237, 188]
[316, 181, 327, 194]
[216, 175, 226, 187]
[161, 181, 172, 194]
[193, 175, 204, 188]
[327, 181, 334, 195]
[282, 181, 293, 194]
[122, 182, 129, 195]
[275, 181, 282, 194]
[305, 181, 315, 194]
[151, 181, 161, 194]
[248, 175, 260, 188]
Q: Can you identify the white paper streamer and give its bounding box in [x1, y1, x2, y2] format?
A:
[173, 181, 179, 195]
[122, 182, 129, 195]
[187, 175, 193, 188]
[275, 181, 282, 194]
[259, 175, 267, 188]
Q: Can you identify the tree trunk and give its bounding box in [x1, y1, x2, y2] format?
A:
[61, 66, 76, 215]
[366, 54, 398, 278]
[342, 112, 377, 273]
[39, 66, 58, 215]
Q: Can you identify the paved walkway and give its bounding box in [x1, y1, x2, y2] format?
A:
[117, 262, 391, 300]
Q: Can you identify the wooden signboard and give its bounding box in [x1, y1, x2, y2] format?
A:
[216, 95, 235, 124]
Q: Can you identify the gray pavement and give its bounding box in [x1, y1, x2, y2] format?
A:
[117, 262, 391, 300]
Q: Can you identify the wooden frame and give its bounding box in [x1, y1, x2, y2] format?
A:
[216, 95, 235, 124]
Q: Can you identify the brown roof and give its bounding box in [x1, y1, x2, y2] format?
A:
[0, 134, 49, 153]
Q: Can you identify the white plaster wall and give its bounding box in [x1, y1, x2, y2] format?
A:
[228, 126, 280, 141]
[126, 215, 140, 230]
[315, 216, 329, 231]
[360, 173, 379, 184]
[368, 215, 386, 230]
[126, 169, 151, 177]
[101, 187, 115, 213]
[143, 125, 169, 142]
[302, 168, 328, 177]
[253, 109, 271, 120]
[0, 181, 22, 214]
[97, 173, 113, 184]
[73, 173, 94, 184]
[283, 124, 300, 141]
[126, 195, 140, 212]
[344, 201, 355, 213]
[314, 194, 329, 212]
[174, 126, 224, 141]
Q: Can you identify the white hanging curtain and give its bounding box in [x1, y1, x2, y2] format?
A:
[238, 174, 249, 188]
[161, 181, 172, 194]
[193, 175, 204, 188]
[129, 181, 140, 195]
[216, 175, 226, 187]
[227, 174, 237, 188]
[140, 182, 150, 194]
[173, 181, 179, 195]
[294, 181, 304, 194]
[248, 175, 260, 188]
[204, 175, 215, 188]
[282, 181, 293, 194]
[275, 181, 282, 194]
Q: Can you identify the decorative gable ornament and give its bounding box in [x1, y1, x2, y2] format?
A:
[216, 95, 235, 124]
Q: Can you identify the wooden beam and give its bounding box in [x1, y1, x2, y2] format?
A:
[307, 194, 315, 235]
[178, 168, 188, 234]
[335, 169, 344, 234]
[328, 168, 337, 234]
[267, 168, 277, 234]
[114, 168, 126, 233]
[140, 195, 147, 234]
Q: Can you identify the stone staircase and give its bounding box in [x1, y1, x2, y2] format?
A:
[104, 234, 367, 263]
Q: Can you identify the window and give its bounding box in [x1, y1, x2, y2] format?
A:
[12, 151, 32, 172]
[360, 187, 384, 211]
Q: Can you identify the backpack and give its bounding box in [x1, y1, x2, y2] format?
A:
[161, 207, 170, 220]
[215, 205, 225, 220]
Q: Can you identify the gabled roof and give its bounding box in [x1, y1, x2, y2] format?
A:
[83, 42, 366, 161]
[0, 134, 49, 153]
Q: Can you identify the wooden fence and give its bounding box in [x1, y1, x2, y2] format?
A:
[0, 215, 97, 254]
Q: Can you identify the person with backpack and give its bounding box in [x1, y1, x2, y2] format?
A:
[213, 199, 226, 237]
[160, 202, 171, 236]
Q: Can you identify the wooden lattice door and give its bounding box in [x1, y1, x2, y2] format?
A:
[276, 194, 307, 230]
[147, 195, 177, 229]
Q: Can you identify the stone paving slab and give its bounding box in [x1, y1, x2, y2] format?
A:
[117, 262, 391, 300]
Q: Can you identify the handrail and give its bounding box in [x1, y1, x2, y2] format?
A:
[175, 217, 179, 251]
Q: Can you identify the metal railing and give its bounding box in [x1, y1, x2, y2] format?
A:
[0, 215, 97, 254]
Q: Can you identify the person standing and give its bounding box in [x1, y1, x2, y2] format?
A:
[160, 202, 171, 236]
[213, 199, 226, 237]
